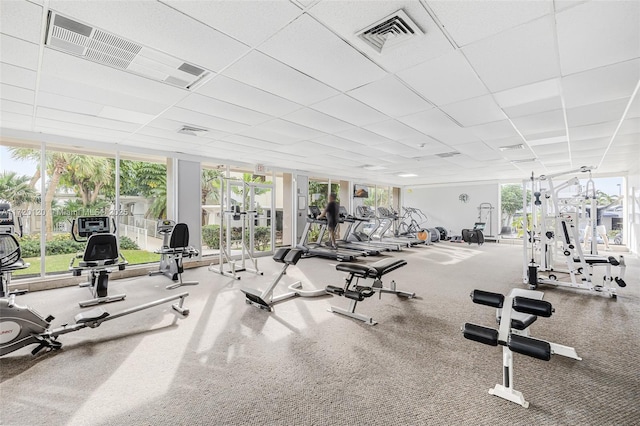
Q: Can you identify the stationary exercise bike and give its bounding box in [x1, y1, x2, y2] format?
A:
[69, 216, 128, 307]
[149, 220, 200, 290]
[0, 232, 190, 357]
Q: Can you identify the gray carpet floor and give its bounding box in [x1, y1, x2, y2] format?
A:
[1, 242, 638, 425]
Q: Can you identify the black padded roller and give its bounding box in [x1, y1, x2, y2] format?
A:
[470, 290, 504, 308]
[513, 296, 553, 317]
[272, 247, 290, 263]
[462, 323, 499, 346]
[325, 285, 344, 296]
[508, 334, 551, 361]
[284, 249, 303, 265]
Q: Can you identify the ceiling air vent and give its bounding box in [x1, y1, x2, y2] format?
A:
[435, 151, 461, 158]
[45, 11, 209, 89]
[356, 10, 423, 54]
[499, 143, 525, 151]
[178, 126, 208, 136]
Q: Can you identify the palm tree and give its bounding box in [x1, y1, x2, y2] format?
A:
[0, 171, 39, 207]
[59, 154, 113, 206]
[202, 168, 222, 225]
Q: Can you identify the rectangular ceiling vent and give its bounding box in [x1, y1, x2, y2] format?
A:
[45, 11, 209, 89]
[356, 10, 423, 54]
[510, 158, 537, 164]
[435, 151, 461, 158]
[178, 125, 208, 136]
[499, 143, 525, 151]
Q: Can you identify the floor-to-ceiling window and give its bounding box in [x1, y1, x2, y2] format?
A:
[0, 142, 42, 277]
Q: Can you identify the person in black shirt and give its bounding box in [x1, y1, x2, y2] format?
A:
[318, 193, 339, 249]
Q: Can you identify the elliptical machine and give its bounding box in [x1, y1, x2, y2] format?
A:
[0, 202, 29, 297]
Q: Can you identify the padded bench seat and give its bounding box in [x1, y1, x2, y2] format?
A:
[335, 258, 407, 279]
[498, 311, 537, 330]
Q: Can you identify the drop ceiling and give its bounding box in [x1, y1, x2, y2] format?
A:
[1, 0, 638, 186]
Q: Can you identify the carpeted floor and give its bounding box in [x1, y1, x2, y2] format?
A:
[1, 242, 638, 425]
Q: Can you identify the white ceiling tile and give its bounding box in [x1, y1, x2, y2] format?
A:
[0, 34, 39, 70]
[237, 127, 299, 144]
[618, 118, 640, 135]
[0, 0, 43, 44]
[41, 49, 188, 106]
[556, 0, 640, 75]
[396, 50, 488, 106]
[347, 76, 431, 117]
[569, 121, 618, 141]
[35, 118, 130, 141]
[561, 59, 640, 108]
[467, 120, 520, 141]
[222, 51, 338, 105]
[310, 94, 387, 126]
[566, 98, 630, 128]
[258, 14, 386, 92]
[493, 78, 560, 107]
[511, 109, 566, 136]
[0, 62, 37, 90]
[428, 0, 553, 47]
[532, 141, 569, 156]
[136, 127, 219, 147]
[503, 96, 564, 119]
[1, 99, 33, 116]
[164, 0, 302, 47]
[309, 1, 454, 73]
[177, 93, 271, 126]
[554, 0, 588, 12]
[364, 119, 425, 141]
[454, 142, 502, 161]
[397, 137, 451, 156]
[463, 17, 561, 92]
[161, 107, 249, 134]
[197, 75, 301, 116]
[0, 111, 32, 129]
[221, 134, 283, 152]
[335, 127, 394, 146]
[36, 107, 140, 131]
[440, 95, 506, 126]
[425, 126, 480, 146]
[255, 119, 325, 141]
[37, 91, 104, 116]
[571, 137, 609, 151]
[1, 83, 34, 104]
[271, 141, 328, 157]
[38, 76, 170, 116]
[398, 108, 460, 134]
[48, 0, 249, 73]
[312, 134, 364, 150]
[282, 108, 352, 133]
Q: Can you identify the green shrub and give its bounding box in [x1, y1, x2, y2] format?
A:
[202, 225, 271, 251]
[202, 225, 221, 249]
[119, 236, 140, 250]
[18, 233, 140, 257]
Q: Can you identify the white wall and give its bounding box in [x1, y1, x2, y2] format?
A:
[403, 183, 500, 237]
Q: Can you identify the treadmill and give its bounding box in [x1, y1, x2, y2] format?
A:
[296, 206, 362, 262]
[339, 206, 399, 253]
[347, 206, 403, 252]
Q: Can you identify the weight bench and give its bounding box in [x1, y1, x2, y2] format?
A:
[463, 288, 581, 408]
[326, 257, 414, 325]
[241, 247, 325, 312]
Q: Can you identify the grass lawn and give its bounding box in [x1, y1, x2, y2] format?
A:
[13, 250, 161, 276]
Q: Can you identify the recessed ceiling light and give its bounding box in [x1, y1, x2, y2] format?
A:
[398, 173, 418, 177]
[510, 158, 537, 164]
